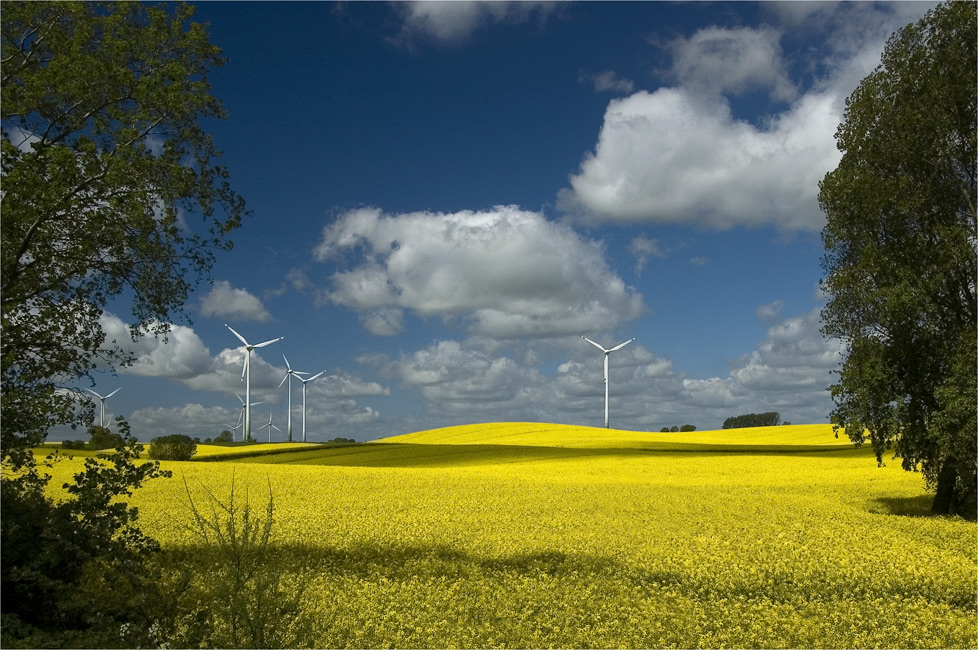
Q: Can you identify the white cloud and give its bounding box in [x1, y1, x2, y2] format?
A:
[581, 69, 635, 94]
[560, 4, 933, 232]
[756, 299, 785, 324]
[199, 280, 273, 322]
[667, 26, 796, 102]
[392, 1, 557, 43]
[101, 313, 214, 380]
[559, 86, 841, 230]
[129, 404, 238, 440]
[359, 306, 842, 432]
[315, 206, 646, 339]
[628, 235, 666, 274]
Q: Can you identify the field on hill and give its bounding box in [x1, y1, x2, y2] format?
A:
[40, 423, 977, 648]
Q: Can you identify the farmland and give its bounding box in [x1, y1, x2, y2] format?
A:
[40, 423, 977, 648]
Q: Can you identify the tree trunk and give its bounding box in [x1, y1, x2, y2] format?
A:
[931, 456, 958, 515]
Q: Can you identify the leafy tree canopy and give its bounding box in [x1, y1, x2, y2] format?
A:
[722, 412, 782, 429]
[1, 1, 246, 466]
[819, 1, 976, 516]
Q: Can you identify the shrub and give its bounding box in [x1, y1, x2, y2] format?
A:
[87, 426, 124, 450]
[149, 435, 197, 461]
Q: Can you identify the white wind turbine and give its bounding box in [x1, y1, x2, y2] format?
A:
[233, 393, 263, 442]
[258, 413, 281, 442]
[296, 370, 325, 442]
[84, 387, 121, 428]
[581, 336, 634, 429]
[226, 325, 282, 442]
[278, 355, 309, 443]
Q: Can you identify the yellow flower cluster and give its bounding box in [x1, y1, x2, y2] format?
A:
[38, 424, 977, 648]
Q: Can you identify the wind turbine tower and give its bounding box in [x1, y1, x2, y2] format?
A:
[226, 325, 282, 442]
[296, 370, 325, 442]
[84, 387, 121, 428]
[234, 393, 264, 443]
[259, 413, 281, 442]
[279, 355, 309, 443]
[581, 336, 634, 429]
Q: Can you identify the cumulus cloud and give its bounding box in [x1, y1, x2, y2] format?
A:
[392, 1, 557, 44]
[580, 69, 635, 94]
[559, 86, 841, 230]
[628, 235, 666, 274]
[129, 404, 238, 440]
[667, 26, 796, 102]
[560, 6, 932, 231]
[199, 280, 273, 322]
[98, 313, 389, 438]
[314, 206, 646, 339]
[358, 305, 842, 432]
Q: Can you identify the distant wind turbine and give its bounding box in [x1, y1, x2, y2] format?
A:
[581, 336, 634, 429]
[278, 355, 309, 443]
[226, 324, 282, 442]
[258, 413, 281, 442]
[84, 387, 121, 428]
[296, 370, 325, 442]
[233, 393, 263, 442]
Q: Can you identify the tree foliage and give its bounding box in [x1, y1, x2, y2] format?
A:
[149, 433, 197, 461]
[722, 412, 782, 429]
[1, 431, 170, 640]
[0, 2, 246, 643]
[819, 1, 976, 516]
[1, 1, 245, 462]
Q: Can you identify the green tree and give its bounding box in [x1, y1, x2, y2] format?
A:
[87, 425, 124, 451]
[149, 434, 197, 461]
[1, 1, 245, 465]
[819, 1, 976, 516]
[1, 2, 246, 642]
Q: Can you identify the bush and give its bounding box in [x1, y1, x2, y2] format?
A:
[326, 437, 356, 444]
[149, 435, 197, 461]
[61, 439, 87, 450]
[680, 424, 696, 432]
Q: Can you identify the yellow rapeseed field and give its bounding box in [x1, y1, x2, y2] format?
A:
[38, 423, 977, 648]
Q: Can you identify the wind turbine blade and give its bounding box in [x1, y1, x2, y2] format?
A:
[225, 324, 249, 346]
[253, 336, 283, 349]
[582, 336, 608, 353]
[104, 387, 121, 399]
[608, 338, 635, 353]
[250, 401, 264, 407]
[272, 424, 281, 432]
[283, 354, 292, 370]
[240, 355, 248, 382]
[308, 371, 325, 382]
[235, 393, 245, 405]
[84, 387, 103, 399]
[278, 373, 289, 388]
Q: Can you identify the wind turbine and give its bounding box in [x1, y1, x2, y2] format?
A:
[278, 355, 309, 443]
[226, 324, 282, 442]
[84, 387, 121, 428]
[233, 393, 263, 442]
[581, 336, 634, 429]
[258, 413, 281, 442]
[296, 370, 325, 442]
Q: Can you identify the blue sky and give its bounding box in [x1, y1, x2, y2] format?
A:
[57, 1, 935, 442]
